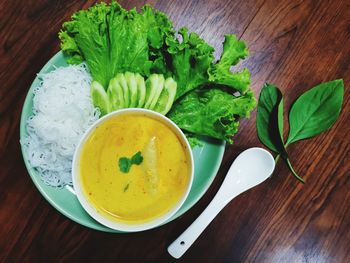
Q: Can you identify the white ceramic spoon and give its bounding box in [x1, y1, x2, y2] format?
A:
[168, 147, 275, 259]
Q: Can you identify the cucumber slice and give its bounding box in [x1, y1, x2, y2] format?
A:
[107, 77, 124, 111]
[144, 74, 159, 109]
[125, 72, 138, 107]
[136, 74, 146, 108]
[91, 81, 109, 116]
[153, 77, 177, 115]
[115, 73, 129, 107]
[149, 74, 165, 110]
[100, 73, 174, 114]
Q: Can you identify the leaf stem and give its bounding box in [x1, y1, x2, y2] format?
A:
[275, 154, 281, 163]
[275, 153, 305, 183]
[285, 158, 305, 184]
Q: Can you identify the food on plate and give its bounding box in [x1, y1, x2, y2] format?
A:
[118, 151, 143, 174]
[77, 112, 192, 224]
[91, 72, 177, 115]
[168, 88, 256, 143]
[59, 1, 256, 144]
[21, 64, 99, 186]
[22, 1, 257, 189]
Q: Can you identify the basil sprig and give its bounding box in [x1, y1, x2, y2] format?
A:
[256, 80, 344, 183]
[119, 151, 143, 173]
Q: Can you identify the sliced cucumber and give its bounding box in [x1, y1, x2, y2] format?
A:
[136, 74, 146, 108]
[91, 81, 109, 116]
[107, 77, 124, 111]
[125, 72, 138, 107]
[144, 74, 159, 109]
[149, 74, 165, 110]
[115, 73, 129, 108]
[144, 74, 165, 109]
[99, 73, 177, 115]
[153, 77, 177, 115]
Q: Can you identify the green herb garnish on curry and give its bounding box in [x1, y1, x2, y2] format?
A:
[119, 151, 144, 173]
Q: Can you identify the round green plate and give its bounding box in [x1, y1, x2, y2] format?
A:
[20, 51, 225, 232]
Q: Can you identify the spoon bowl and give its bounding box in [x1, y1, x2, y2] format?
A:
[168, 147, 275, 259]
[219, 147, 276, 202]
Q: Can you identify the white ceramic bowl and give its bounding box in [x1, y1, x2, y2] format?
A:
[72, 108, 194, 232]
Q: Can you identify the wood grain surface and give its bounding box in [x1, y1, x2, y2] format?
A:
[1, 0, 349, 262]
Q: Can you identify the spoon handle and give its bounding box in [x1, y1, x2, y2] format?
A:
[167, 191, 231, 259]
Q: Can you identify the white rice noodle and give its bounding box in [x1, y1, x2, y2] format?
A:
[21, 63, 100, 187]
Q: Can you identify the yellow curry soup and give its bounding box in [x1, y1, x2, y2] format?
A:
[79, 113, 191, 224]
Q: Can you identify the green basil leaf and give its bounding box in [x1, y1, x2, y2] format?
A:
[119, 157, 132, 173]
[286, 79, 344, 145]
[277, 93, 284, 145]
[256, 83, 285, 154]
[119, 151, 144, 173]
[131, 151, 143, 165]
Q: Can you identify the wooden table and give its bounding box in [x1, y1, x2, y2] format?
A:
[1, 0, 349, 262]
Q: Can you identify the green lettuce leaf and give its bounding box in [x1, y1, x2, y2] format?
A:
[184, 132, 203, 148]
[60, 2, 112, 88]
[58, 31, 84, 64]
[152, 29, 251, 99]
[162, 28, 215, 99]
[59, 2, 173, 88]
[208, 35, 250, 93]
[59, 1, 256, 144]
[168, 88, 256, 143]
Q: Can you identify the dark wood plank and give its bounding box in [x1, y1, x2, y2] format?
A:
[215, 0, 350, 262]
[0, 0, 349, 262]
[0, 0, 98, 259]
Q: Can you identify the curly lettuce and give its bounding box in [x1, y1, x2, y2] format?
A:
[59, 1, 256, 144]
[150, 29, 250, 99]
[59, 2, 173, 88]
[208, 35, 250, 93]
[162, 28, 214, 99]
[168, 89, 256, 143]
[166, 33, 255, 143]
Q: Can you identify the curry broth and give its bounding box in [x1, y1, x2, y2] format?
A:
[79, 114, 190, 224]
